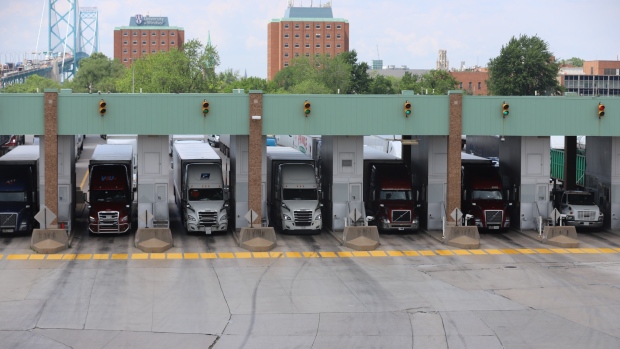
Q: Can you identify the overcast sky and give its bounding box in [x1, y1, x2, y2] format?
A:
[1, 0, 618, 78]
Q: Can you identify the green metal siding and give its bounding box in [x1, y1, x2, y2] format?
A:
[0, 94, 44, 134]
[262, 94, 448, 135]
[550, 149, 586, 186]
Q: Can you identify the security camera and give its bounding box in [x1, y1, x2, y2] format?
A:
[500, 136, 505, 142]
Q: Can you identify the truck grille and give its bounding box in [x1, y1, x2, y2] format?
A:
[577, 210, 597, 221]
[294, 210, 313, 226]
[98, 211, 120, 232]
[485, 210, 503, 224]
[392, 210, 411, 222]
[0, 213, 17, 228]
[198, 210, 218, 227]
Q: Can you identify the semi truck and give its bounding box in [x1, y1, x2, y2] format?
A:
[0, 145, 39, 233]
[87, 144, 134, 233]
[461, 153, 512, 230]
[551, 189, 603, 229]
[267, 146, 322, 232]
[363, 146, 420, 232]
[172, 142, 229, 234]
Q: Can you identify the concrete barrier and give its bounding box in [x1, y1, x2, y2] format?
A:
[135, 228, 173, 253]
[542, 226, 579, 248]
[31, 229, 69, 254]
[238, 227, 277, 252]
[343, 226, 380, 251]
[443, 226, 480, 249]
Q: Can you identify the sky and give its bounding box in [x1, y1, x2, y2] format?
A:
[1, 0, 619, 79]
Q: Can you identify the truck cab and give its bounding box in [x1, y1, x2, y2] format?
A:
[462, 162, 511, 230]
[553, 190, 603, 229]
[275, 164, 322, 232]
[181, 163, 228, 233]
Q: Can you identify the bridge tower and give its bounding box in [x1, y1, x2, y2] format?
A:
[79, 7, 99, 56]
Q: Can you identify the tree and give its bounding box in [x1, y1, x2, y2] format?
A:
[487, 34, 562, 96]
[369, 75, 396, 94]
[66, 52, 126, 93]
[3, 75, 62, 93]
[418, 70, 461, 95]
[398, 71, 420, 92]
[272, 54, 351, 94]
[340, 50, 371, 94]
[559, 57, 584, 67]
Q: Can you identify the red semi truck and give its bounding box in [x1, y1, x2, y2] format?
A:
[363, 146, 420, 232]
[87, 144, 134, 233]
[461, 153, 511, 230]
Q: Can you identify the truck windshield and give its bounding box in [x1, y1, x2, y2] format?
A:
[0, 191, 26, 202]
[380, 190, 412, 200]
[283, 188, 317, 200]
[188, 188, 223, 201]
[567, 194, 595, 205]
[91, 190, 128, 203]
[472, 190, 503, 200]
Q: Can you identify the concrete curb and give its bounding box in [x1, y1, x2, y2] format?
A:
[238, 227, 277, 252]
[343, 226, 380, 251]
[135, 228, 174, 253]
[31, 229, 69, 254]
[542, 226, 579, 248]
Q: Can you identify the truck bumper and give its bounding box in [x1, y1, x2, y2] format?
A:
[282, 220, 322, 231]
[186, 223, 228, 233]
[564, 220, 604, 229]
[89, 223, 131, 234]
[379, 221, 419, 232]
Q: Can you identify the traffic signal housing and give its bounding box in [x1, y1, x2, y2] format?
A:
[501, 102, 509, 117]
[303, 100, 311, 116]
[202, 100, 210, 116]
[598, 103, 605, 118]
[99, 99, 107, 116]
[404, 101, 412, 117]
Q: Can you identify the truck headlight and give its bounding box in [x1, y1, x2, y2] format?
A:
[220, 214, 228, 222]
[381, 217, 390, 223]
[283, 214, 292, 221]
[504, 217, 510, 227]
[315, 214, 321, 221]
[19, 221, 28, 230]
[475, 218, 482, 227]
[187, 214, 196, 222]
[121, 216, 129, 222]
[598, 213, 604, 221]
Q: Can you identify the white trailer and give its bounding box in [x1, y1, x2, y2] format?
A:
[172, 142, 228, 234]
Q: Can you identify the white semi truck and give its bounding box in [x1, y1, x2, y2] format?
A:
[172, 142, 228, 234]
[551, 189, 603, 229]
[267, 146, 322, 232]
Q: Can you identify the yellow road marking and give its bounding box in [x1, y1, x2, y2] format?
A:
[47, 254, 63, 260]
[319, 251, 337, 258]
[270, 252, 284, 258]
[235, 252, 252, 259]
[303, 252, 319, 258]
[534, 248, 553, 254]
[452, 250, 471, 255]
[200, 253, 217, 259]
[151, 253, 165, 260]
[0, 254, 3, 260]
[111, 254, 128, 260]
[598, 248, 617, 254]
[131, 253, 148, 260]
[369, 251, 387, 257]
[79, 169, 89, 190]
[184, 253, 199, 259]
[337, 251, 353, 258]
[615, 248, 620, 253]
[566, 248, 585, 254]
[352, 251, 370, 257]
[252, 252, 270, 258]
[77, 254, 92, 260]
[218, 253, 234, 259]
[501, 249, 519, 255]
[435, 250, 454, 256]
[93, 254, 109, 260]
[403, 250, 420, 256]
[7, 254, 29, 260]
[62, 254, 77, 260]
[550, 248, 569, 254]
[29, 254, 46, 260]
[286, 252, 301, 258]
[470, 250, 487, 255]
[580, 248, 601, 254]
[387, 250, 404, 257]
[167, 253, 183, 259]
[485, 249, 503, 255]
[516, 249, 535, 254]
[419, 250, 436, 256]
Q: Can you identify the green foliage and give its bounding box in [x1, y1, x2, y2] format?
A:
[369, 75, 396, 94]
[487, 34, 562, 96]
[340, 50, 371, 94]
[273, 54, 351, 94]
[66, 52, 126, 93]
[559, 57, 584, 67]
[3, 75, 62, 93]
[418, 70, 461, 95]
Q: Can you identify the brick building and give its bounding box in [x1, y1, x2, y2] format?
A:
[114, 15, 185, 68]
[267, 5, 349, 80]
[561, 60, 620, 96]
[450, 71, 489, 96]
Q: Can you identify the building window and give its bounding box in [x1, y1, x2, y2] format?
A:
[284, 53, 289, 57]
[305, 33, 310, 38]
[284, 24, 289, 29]
[326, 44, 331, 48]
[161, 49, 166, 52]
[478, 82, 481, 90]
[336, 44, 341, 48]
[284, 34, 289, 38]
[152, 50, 156, 53]
[326, 24, 331, 29]
[337, 34, 341, 39]
[295, 33, 300, 38]
[142, 41, 146, 45]
[316, 33, 321, 38]
[132, 32, 137, 36]
[123, 32, 128, 36]
[123, 58, 128, 62]
[295, 52, 299, 57]
[284, 62, 289, 67]
[132, 40, 137, 45]
[459, 83, 463, 89]
[337, 25, 342, 29]
[142, 32, 146, 36]
[170, 41, 175, 45]
[161, 32, 166, 36]
[123, 41, 128, 45]
[305, 52, 310, 57]
[152, 32, 156, 36]
[468, 82, 472, 89]
[152, 41, 156, 45]
[142, 49, 146, 53]
[123, 48, 128, 53]
[305, 43, 310, 48]
[133, 49, 137, 53]
[295, 43, 300, 48]
[161, 41, 166, 45]
[326, 34, 331, 39]
[305, 24, 310, 29]
[315, 24, 320, 29]
[315, 53, 320, 57]
[326, 53, 331, 57]
[316, 44, 320, 48]
[295, 24, 299, 29]
[284, 43, 289, 48]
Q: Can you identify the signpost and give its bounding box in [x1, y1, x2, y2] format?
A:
[34, 206, 56, 229]
[245, 209, 259, 228]
[450, 208, 463, 226]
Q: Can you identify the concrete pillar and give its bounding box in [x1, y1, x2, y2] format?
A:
[137, 135, 170, 228]
[57, 135, 76, 231]
[447, 91, 463, 222]
[43, 90, 58, 228]
[248, 91, 263, 227]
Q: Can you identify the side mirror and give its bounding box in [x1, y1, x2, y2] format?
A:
[416, 203, 421, 208]
[87, 204, 91, 210]
[125, 204, 130, 208]
[319, 203, 323, 207]
[379, 204, 385, 208]
[366, 216, 374, 222]
[508, 202, 513, 206]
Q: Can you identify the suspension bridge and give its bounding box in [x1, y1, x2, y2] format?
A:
[1, 0, 99, 88]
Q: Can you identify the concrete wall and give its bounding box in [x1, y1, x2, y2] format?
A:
[57, 135, 76, 230]
[137, 135, 170, 228]
[585, 136, 620, 229]
[411, 136, 447, 230]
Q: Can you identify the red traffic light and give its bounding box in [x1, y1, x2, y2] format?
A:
[598, 103, 605, 118]
[99, 100, 107, 116]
